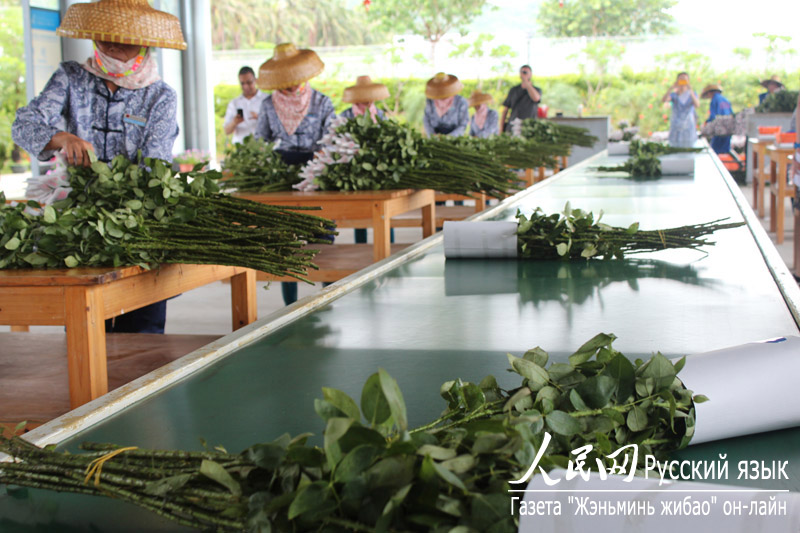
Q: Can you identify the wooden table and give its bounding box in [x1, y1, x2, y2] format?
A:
[750, 138, 771, 218]
[767, 145, 795, 243]
[0, 264, 256, 408]
[236, 189, 435, 262]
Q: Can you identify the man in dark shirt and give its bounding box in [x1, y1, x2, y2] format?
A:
[501, 65, 542, 132]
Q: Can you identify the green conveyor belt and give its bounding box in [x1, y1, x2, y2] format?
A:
[1, 150, 798, 531]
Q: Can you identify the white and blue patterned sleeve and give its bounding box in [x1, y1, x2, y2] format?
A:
[319, 95, 336, 133]
[451, 97, 469, 137]
[255, 98, 273, 141]
[12, 63, 71, 161]
[487, 109, 500, 136]
[423, 100, 435, 136]
[142, 86, 179, 161]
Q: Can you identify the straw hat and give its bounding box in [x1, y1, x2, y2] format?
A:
[700, 84, 723, 99]
[425, 72, 463, 100]
[467, 90, 493, 108]
[257, 43, 324, 91]
[760, 75, 785, 89]
[57, 0, 186, 50]
[343, 76, 389, 103]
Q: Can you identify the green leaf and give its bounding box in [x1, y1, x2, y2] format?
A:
[64, 255, 79, 268]
[569, 333, 616, 366]
[199, 460, 241, 496]
[4, 237, 20, 251]
[334, 444, 379, 483]
[43, 205, 57, 224]
[556, 242, 569, 256]
[604, 353, 635, 401]
[361, 373, 392, 428]
[143, 473, 192, 497]
[432, 460, 466, 491]
[416, 444, 457, 461]
[322, 387, 361, 421]
[626, 222, 640, 234]
[569, 389, 589, 411]
[503, 387, 531, 412]
[576, 375, 617, 409]
[673, 356, 687, 374]
[125, 199, 143, 211]
[378, 368, 408, 431]
[22, 252, 49, 266]
[511, 358, 549, 391]
[640, 353, 677, 391]
[323, 417, 353, 469]
[523, 347, 549, 367]
[247, 442, 287, 470]
[693, 394, 710, 404]
[626, 405, 648, 432]
[546, 410, 581, 436]
[440, 455, 476, 474]
[288, 481, 335, 521]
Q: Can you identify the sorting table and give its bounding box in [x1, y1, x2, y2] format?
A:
[0, 264, 256, 409]
[3, 149, 799, 531]
[236, 189, 436, 262]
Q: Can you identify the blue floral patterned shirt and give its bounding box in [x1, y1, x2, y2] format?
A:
[339, 107, 386, 120]
[469, 109, 499, 138]
[255, 89, 336, 152]
[423, 96, 469, 137]
[12, 61, 179, 163]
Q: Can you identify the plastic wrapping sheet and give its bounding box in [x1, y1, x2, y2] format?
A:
[608, 142, 630, 156]
[659, 158, 695, 175]
[442, 220, 518, 259]
[678, 336, 800, 444]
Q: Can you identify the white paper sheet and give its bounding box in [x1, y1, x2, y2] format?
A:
[659, 158, 695, 175]
[607, 142, 630, 156]
[677, 336, 800, 444]
[442, 221, 518, 259]
[519, 469, 800, 533]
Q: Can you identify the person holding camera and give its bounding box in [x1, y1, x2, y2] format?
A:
[223, 66, 267, 144]
[500, 65, 542, 132]
[662, 72, 700, 148]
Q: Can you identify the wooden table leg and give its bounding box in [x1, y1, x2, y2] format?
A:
[372, 202, 392, 262]
[752, 150, 759, 211]
[10, 326, 29, 332]
[537, 167, 545, 182]
[777, 159, 787, 244]
[561, 155, 568, 169]
[473, 193, 486, 214]
[523, 168, 534, 187]
[794, 194, 799, 275]
[421, 201, 435, 238]
[770, 160, 778, 234]
[65, 286, 108, 408]
[759, 152, 768, 218]
[230, 269, 257, 331]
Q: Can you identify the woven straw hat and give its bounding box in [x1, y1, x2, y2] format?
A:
[257, 43, 324, 91]
[467, 90, 493, 108]
[700, 83, 723, 98]
[57, 0, 186, 50]
[760, 75, 784, 89]
[425, 72, 463, 100]
[343, 76, 389, 103]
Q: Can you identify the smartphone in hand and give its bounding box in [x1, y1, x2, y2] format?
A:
[237, 108, 244, 118]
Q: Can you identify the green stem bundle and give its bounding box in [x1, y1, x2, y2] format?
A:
[0, 333, 702, 532]
[516, 203, 744, 260]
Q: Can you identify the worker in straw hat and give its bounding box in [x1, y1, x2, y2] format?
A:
[701, 83, 733, 154]
[12, 0, 186, 335]
[255, 43, 336, 167]
[255, 42, 336, 306]
[758, 75, 785, 105]
[340, 76, 389, 122]
[423, 73, 469, 137]
[467, 90, 499, 138]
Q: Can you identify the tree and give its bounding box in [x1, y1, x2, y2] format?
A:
[210, 0, 389, 50]
[753, 33, 796, 72]
[537, 0, 677, 38]
[368, 0, 488, 68]
[0, 3, 26, 150]
[570, 40, 626, 105]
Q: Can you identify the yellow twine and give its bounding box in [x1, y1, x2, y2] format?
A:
[83, 447, 138, 487]
[657, 230, 667, 248]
